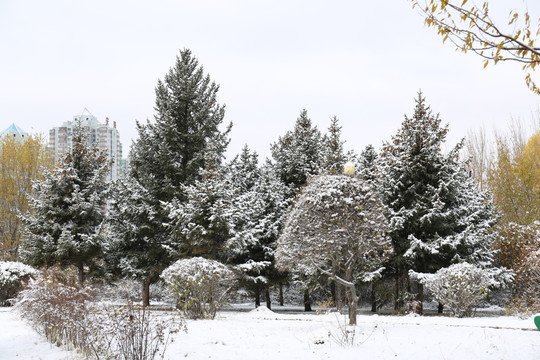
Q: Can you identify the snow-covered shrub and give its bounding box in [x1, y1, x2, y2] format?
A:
[0, 261, 37, 306]
[105, 301, 185, 360]
[16, 267, 182, 359]
[412, 263, 503, 317]
[161, 257, 237, 319]
[15, 267, 98, 354]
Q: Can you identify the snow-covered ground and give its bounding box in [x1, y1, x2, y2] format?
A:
[1, 306, 538, 360]
[0, 307, 78, 360]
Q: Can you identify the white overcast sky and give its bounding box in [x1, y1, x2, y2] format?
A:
[1, 0, 539, 160]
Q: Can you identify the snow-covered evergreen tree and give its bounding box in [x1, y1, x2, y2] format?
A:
[275, 174, 392, 325]
[22, 122, 109, 283]
[357, 144, 379, 183]
[125, 49, 231, 304]
[270, 109, 325, 310]
[225, 151, 290, 308]
[378, 93, 498, 311]
[105, 176, 170, 306]
[167, 141, 231, 261]
[130, 48, 231, 201]
[270, 109, 323, 191]
[321, 116, 346, 174]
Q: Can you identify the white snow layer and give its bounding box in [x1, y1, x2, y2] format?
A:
[0, 306, 538, 360]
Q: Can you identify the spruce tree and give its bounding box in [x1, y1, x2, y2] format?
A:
[124, 49, 231, 305]
[22, 123, 109, 283]
[270, 109, 325, 310]
[357, 144, 378, 183]
[131, 49, 231, 201]
[321, 116, 346, 174]
[167, 141, 231, 261]
[270, 109, 323, 191]
[379, 93, 497, 312]
[225, 150, 290, 308]
[105, 176, 169, 305]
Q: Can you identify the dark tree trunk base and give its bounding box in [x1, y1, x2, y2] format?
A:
[142, 275, 152, 307]
[304, 289, 312, 312]
[265, 287, 271, 310]
[255, 286, 261, 307]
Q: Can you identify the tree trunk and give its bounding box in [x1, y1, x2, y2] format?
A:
[371, 281, 377, 313]
[394, 273, 400, 311]
[265, 286, 271, 310]
[304, 289, 312, 312]
[142, 274, 152, 307]
[143, 274, 152, 306]
[279, 283, 284, 306]
[77, 263, 85, 284]
[255, 286, 261, 307]
[347, 284, 358, 325]
[416, 282, 424, 315]
[438, 302, 444, 314]
[336, 282, 344, 312]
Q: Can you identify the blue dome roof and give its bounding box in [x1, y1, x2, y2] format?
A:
[0, 123, 28, 139]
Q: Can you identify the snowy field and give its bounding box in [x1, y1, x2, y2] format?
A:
[1, 306, 539, 360]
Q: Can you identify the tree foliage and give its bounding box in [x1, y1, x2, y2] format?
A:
[130, 48, 231, 202]
[379, 93, 498, 310]
[161, 257, 236, 319]
[0, 134, 51, 260]
[411, 0, 540, 94]
[271, 109, 323, 190]
[275, 174, 392, 325]
[489, 130, 540, 225]
[125, 49, 231, 304]
[412, 263, 505, 317]
[225, 152, 291, 307]
[22, 123, 109, 283]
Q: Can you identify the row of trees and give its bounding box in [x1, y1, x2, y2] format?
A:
[12, 48, 538, 321]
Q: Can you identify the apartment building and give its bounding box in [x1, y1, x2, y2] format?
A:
[49, 109, 124, 182]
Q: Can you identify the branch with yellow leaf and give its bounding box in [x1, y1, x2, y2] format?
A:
[410, 0, 540, 94]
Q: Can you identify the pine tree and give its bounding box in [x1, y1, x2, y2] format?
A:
[321, 116, 346, 174]
[22, 123, 109, 284]
[357, 144, 378, 183]
[270, 110, 325, 310]
[126, 49, 231, 304]
[225, 151, 290, 308]
[379, 93, 498, 312]
[105, 176, 169, 305]
[270, 109, 323, 191]
[131, 48, 231, 201]
[167, 141, 231, 261]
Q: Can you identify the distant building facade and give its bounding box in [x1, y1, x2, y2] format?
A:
[49, 109, 124, 182]
[1, 123, 28, 141]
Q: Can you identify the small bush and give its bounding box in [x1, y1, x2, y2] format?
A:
[509, 248, 540, 314]
[161, 257, 236, 319]
[15, 267, 98, 354]
[106, 302, 185, 360]
[15, 267, 183, 359]
[0, 261, 37, 306]
[316, 297, 335, 315]
[413, 263, 500, 317]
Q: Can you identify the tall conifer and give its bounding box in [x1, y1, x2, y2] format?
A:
[22, 123, 109, 283]
[379, 93, 497, 311]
